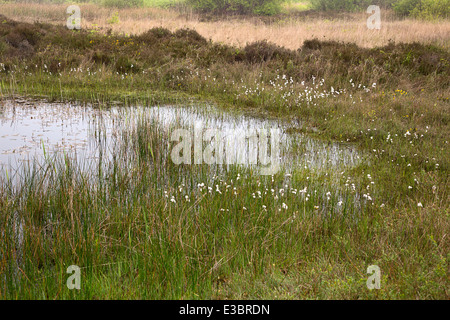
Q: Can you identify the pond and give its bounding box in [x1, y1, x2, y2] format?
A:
[0, 98, 362, 181]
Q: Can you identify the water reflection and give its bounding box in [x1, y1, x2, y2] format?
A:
[0, 99, 361, 177]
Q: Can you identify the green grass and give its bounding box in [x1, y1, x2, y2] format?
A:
[143, 0, 186, 8]
[282, 1, 312, 13]
[0, 16, 448, 299]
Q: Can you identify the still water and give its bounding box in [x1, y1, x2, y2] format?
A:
[0, 99, 362, 177]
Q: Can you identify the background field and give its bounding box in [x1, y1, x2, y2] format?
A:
[1, 2, 449, 49]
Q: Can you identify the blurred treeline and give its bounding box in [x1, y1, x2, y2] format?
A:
[3, 0, 449, 18]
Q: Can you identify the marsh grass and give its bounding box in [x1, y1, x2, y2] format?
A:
[1, 107, 378, 299]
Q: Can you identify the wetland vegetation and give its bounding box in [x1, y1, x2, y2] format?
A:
[0, 1, 448, 299]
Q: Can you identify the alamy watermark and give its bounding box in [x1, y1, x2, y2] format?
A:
[66, 265, 81, 290]
[170, 127, 280, 175]
[66, 5, 81, 30]
[366, 265, 381, 290]
[367, 5, 381, 30]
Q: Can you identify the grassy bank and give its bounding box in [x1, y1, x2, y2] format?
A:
[0, 15, 449, 299]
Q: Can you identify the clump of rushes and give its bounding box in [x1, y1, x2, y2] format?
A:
[0, 16, 449, 299]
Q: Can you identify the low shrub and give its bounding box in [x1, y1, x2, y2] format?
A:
[393, 0, 450, 19]
[309, 0, 396, 12]
[102, 0, 144, 8]
[187, 0, 284, 16]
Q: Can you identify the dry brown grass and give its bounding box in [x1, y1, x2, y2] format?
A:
[1, 3, 450, 49]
